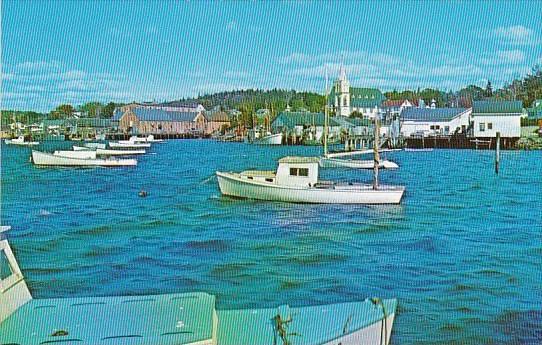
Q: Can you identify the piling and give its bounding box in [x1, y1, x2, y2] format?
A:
[373, 115, 380, 190]
[495, 131, 500, 174]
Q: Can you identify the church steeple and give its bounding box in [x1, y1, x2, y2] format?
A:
[334, 64, 350, 116]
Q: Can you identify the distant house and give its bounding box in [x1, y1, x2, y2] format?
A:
[206, 111, 231, 134]
[527, 99, 542, 120]
[113, 108, 206, 135]
[401, 107, 471, 137]
[271, 111, 369, 140]
[471, 101, 523, 139]
[328, 66, 385, 118]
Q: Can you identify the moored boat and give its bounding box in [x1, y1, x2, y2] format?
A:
[109, 141, 151, 149]
[4, 136, 39, 146]
[73, 146, 146, 155]
[320, 157, 399, 169]
[53, 150, 97, 159]
[0, 226, 397, 345]
[217, 156, 404, 204]
[31, 150, 137, 167]
[246, 129, 283, 145]
[130, 134, 164, 143]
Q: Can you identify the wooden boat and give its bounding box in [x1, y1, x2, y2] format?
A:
[4, 136, 39, 146]
[31, 150, 137, 167]
[217, 156, 404, 204]
[109, 141, 151, 149]
[73, 146, 146, 155]
[0, 226, 397, 345]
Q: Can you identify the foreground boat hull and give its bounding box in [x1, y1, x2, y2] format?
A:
[31, 151, 137, 167]
[217, 172, 404, 204]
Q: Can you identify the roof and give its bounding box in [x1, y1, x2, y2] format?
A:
[157, 101, 203, 109]
[0, 292, 215, 345]
[278, 156, 320, 164]
[401, 107, 470, 121]
[114, 108, 201, 122]
[472, 100, 523, 114]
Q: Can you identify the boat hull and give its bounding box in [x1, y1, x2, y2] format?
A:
[31, 151, 137, 167]
[320, 157, 399, 169]
[251, 133, 283, 145]
[73, 146, 145, 156]
[4, 140, 39, 146]
[109, 142, 151, 149]
[54, 150, 96, 159]
[217, 172, 404, 204]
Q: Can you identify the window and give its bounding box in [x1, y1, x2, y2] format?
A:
[488, 123, 493, 130]
[265, 178, 274, 183]
[0, 250, 13, 280]
[444, 126, 450, 133]
[479, 123, 485, 132]
[430, 125, 435, 130]
[290, 168, 309, 177]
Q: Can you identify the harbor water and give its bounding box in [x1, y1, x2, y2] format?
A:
[1, 141, 541, 344]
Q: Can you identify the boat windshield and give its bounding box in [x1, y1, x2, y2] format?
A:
[0, 249, 13, 280]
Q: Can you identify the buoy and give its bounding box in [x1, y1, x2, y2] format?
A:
[138, 190, 148, 197]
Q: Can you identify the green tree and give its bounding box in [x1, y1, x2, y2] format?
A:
[49, 104, 75, 119]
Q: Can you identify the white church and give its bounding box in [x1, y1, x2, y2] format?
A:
[328, 67, 385, 118]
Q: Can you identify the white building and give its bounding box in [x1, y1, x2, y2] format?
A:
[471, 101, 523, 138]
[328, 67, 385, 118]
[401, 107, 472, 137]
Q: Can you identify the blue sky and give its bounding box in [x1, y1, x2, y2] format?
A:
[2, 1, 541, 112]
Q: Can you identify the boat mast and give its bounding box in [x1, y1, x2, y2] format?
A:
[373, 108, 380, 190]
[324, 67, 329, 157]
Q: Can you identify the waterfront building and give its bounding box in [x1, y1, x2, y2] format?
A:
[471, 100, 523, 139]
[328, 66, 385, 118]
[113, 107, 207, 135]
[400, 107, 471, 137]
[206, 111, 231, 134]
[527, 99, 542, 120]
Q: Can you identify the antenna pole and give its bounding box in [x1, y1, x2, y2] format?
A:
[373, 110, 380, 190]
[324, 66, 329, 157]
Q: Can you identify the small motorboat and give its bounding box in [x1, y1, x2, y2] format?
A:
[130, 135, 164, 143]
[0, 226, 397, 345]
[31, 150, 137, 167]
[109, 141, 151, 149]
[245, 129, 283, 145]
[217, 156, 405, 204]
[84, 142, 107, 149]
[73, 146, 146, 156]
[4, 136, 39, 146]
[53, 150, 97, 159]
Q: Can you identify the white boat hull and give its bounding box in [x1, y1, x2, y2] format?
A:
[54, 150, 96, 159]
[320, 157, 399, 169]
[31, 151, 137, 167]
[73, 146, 145, 156]
[4, 139, 39, 146]
[252, 133, 283, 145]
[217, 172, 404, 204]
[109, 142, 151, 149]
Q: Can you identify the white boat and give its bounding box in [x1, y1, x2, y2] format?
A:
[404, 148, 433, 152]
[53, 150, 97, 159]
[217, 156, 404, 204]
[84, 142, 107, 149]
[130, 134, 164, 143]
[31, 150, 137, 167]
[73, 146, 146, 156]
[320, 157, 399, 169]
[0, 225, 397, 345]
[246, 129, 283, 145]
[109, 141, 151, 149]
[4, 136, 39, 146]
[253, 132, 283, 145]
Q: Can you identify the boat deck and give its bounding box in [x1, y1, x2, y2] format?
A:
[0, 292, 215, 345]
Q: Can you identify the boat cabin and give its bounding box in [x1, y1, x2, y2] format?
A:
[276, 156, 319, 187]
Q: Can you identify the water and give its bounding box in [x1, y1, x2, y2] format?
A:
[1, 141, 541, 344]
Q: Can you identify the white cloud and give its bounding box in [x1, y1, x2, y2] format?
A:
[493, 25, 539, 45]
[481, 50, 525, 65]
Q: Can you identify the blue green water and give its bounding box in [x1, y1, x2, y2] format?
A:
[1, 141, 541, 344]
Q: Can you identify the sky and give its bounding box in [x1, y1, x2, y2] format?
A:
[2, 1, 541, 112]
